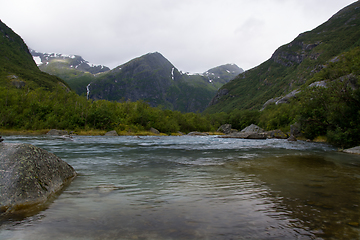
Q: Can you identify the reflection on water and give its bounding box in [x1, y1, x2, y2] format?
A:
[0, 135, 359, 239]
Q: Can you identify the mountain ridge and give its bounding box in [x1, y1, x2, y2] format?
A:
[31, 50, 243, 112]
[88, 52, 243, 112]
[206, 0, 360, 113]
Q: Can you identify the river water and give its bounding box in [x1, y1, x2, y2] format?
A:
[0, 135, 359, 239]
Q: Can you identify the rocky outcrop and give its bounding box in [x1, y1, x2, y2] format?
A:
[208, 88, 229, 106]
[217, 124, 232, 134]
[0, 143, 76, 216]
[271, 40, 320, 67]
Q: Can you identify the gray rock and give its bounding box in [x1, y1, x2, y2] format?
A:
[265, 130, 288, 139]
[105, 130, 118, 136]
[149, 127, 160, 135]
[46, 129, 69, 136]
[261, 97, 281, 111]
[343, 146, 360, 155]
[0, 143, 76, 216]
[220, 132, 267, 139]
[241, 124, 264, 133]
[217, 124, 232, 134]
[287, 135, 297, 141]
[276, 90, 300, 105]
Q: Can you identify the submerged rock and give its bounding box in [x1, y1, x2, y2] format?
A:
[0, 143, 76, 215]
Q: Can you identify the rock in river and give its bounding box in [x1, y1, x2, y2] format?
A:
[0, 143, 76, 216]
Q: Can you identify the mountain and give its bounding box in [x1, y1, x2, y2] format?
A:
[30, 50, 110, 94]
[0, 20, 68, 90]
[87, 52, 243, 112]
[206, 1, 360, 113]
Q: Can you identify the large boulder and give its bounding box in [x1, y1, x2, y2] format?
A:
[0, 143, 76, 216]
[241, 124, 264, 133]
[265, 129, 288, 139]
[217, 124, 232, 134]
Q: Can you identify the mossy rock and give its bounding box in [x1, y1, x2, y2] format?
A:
[0, 143, 76, 216]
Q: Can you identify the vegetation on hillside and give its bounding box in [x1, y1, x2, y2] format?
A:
[207, 47, 360, 148]
[206, 1, 360, 113]
[0, 85, 214, 135]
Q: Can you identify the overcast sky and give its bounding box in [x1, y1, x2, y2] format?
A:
[0, 0, 356, 73]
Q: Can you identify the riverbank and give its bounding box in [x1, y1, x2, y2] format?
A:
[0, 128, 223, 137]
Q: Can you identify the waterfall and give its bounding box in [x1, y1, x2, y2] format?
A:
[86, 83, 91, 100]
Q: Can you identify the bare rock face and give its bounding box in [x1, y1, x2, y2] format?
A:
[0, 143, 76, 216]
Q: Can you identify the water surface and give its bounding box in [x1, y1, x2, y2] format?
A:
[0, 135, 359, 239]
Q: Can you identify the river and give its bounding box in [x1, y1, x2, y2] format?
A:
[0, 135, 359, 239]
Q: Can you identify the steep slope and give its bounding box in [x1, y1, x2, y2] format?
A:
[207, 1, 360, 113]
[0, 20, 68, 90]
[88, 52, 242, 112]
[30, 50, 110, 94]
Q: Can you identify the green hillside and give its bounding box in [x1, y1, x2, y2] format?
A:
[206, 1, 360, 113]
[88, 52, 242, 112]
[0, 20, 69, 90]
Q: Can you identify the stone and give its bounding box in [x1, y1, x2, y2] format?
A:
[217, 124, 232, 134]
[105, 130, 118, 136]
[0, 136, 3, 142]
[46, 129, 69, 136]
[149, 127, 160, 135]
[343, 146, 360, 155]
[220, 132, 267, 139]
[287, 135, 297, 141]
[265, 129, 288, 139]
[241, 124, 264, 133]
[0, 143, 76, 216]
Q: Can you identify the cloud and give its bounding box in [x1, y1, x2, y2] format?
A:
[0, 0, 356, 72]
